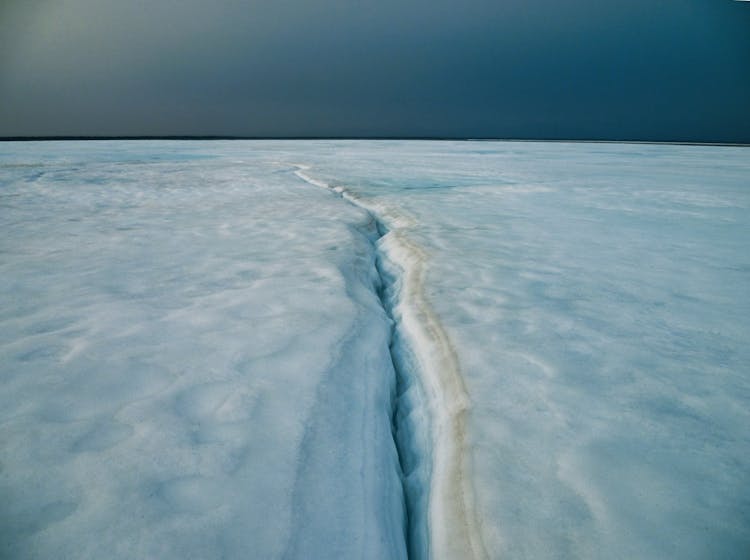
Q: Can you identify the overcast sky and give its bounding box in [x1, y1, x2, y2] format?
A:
[1, 0, 749, 141]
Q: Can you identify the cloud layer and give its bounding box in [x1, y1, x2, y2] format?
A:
[1, 0, 749, 140]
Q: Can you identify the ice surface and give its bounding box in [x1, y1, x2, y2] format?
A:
[1, 140, 749, 559]
[294, 141, 750, 559]
[0, 142, 404, 559]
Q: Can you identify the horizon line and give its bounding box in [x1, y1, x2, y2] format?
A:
[1, 136, 749, 147]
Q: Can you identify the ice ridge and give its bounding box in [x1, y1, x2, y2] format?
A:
[292, 165, 487, 560]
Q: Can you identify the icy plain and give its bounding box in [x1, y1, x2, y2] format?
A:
[1, 140, 749, 559]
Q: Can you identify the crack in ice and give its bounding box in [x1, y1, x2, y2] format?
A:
[293, 164, 487, 560]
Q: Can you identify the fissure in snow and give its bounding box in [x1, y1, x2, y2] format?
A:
[292, 165, 486, 560]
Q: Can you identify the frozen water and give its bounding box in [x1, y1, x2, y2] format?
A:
[296, 141, 750, 559]
[1, 140, 749, 559]
[0, 142, 404, 559]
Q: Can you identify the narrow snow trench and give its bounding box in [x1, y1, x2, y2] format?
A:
[292, 165, 487, 560]
[292, 165, 428, 558]
[372, 213, 430, 560]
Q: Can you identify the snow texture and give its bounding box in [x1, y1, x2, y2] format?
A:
[0, 142, 404, 559]
[1, 140, 749, 559]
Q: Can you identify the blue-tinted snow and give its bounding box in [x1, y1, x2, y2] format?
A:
[298, 141, 750, 559]
[0, 142, 404, 559]
[1, 140, 749, 559]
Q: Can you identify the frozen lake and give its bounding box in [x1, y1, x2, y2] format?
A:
[1, 140, 749, 559]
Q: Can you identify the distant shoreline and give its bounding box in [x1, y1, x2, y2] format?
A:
[0, 136, 748, 147]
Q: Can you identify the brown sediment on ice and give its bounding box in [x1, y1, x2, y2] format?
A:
[380, 231, 488, 560]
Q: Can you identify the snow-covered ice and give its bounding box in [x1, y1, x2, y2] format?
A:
[1, 140, 749, 559]
[0, 142, 405, 559]
[298, 141, 750, 559]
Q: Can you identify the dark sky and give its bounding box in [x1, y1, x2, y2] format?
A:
[1, 0, 749, 141]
